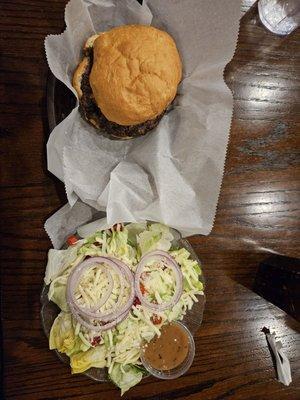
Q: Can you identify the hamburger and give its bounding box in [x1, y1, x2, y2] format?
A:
[73, 25, 182, 139]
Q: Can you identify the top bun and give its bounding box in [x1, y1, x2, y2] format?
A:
[89, 25, 182, 126]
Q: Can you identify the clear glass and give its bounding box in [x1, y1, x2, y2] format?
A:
[140, 321, 195, 380]
[258, 0, 300, 35]
[40, 227, 205, 382]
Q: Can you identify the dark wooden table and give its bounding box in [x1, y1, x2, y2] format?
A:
[1, 1, 299, 399]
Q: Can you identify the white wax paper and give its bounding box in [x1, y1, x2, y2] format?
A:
[45, 0, 241, 244]
[264, 329, 292, 386]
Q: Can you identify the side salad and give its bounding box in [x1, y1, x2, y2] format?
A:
[44, 222, 204, 395]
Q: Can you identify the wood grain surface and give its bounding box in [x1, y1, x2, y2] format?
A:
[1, 1, 300, 399]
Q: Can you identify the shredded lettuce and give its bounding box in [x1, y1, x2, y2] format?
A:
[77, 229, 137, 268]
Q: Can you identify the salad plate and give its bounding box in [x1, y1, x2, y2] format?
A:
[41, 222, 205, 393]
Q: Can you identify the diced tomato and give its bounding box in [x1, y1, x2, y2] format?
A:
[151, 314, 162, 325]
[133, 297, 141, 306]
[91, 336, 101, 346]
[140, 283, 146, 295]
[66, 235, 78, 246]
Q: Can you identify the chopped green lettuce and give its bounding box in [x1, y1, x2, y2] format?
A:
[48, 276, 68, 311]
[49, 312, 89, 356]
[109, 363, 143, 396]
[126, 222, 147, 246]
[44, 245, 79, 285]
[137, 223, 173, 255]
[70, 345, 106, 374]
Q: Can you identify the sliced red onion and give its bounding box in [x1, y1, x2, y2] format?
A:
[96, 309, 129, 331]
[77, 268, 126, 322]
[69, 302, 130, 332]
[67, 258, 114, 314]
[134, 250, 183, 311]
[71, 262, 125, 321]
[67, 256, 134, 328]
[87, 257, 134, 321]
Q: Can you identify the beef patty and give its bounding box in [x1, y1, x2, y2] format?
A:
[79, 48, 165, 140]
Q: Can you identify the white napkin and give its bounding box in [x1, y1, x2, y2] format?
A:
[45, 0, 241, 244]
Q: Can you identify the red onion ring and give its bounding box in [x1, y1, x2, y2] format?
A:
[88, 257, 134, 321]
[134, 250, 183, 311]
[67, 256, 134, 328]
[69, 302, 130, 332]
[67, 258, 114, 314]
[72, 263, 125, 321]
